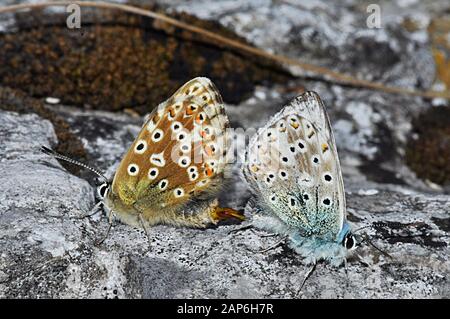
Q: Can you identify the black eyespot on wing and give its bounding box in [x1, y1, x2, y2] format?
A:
[323, 198, 331, 205]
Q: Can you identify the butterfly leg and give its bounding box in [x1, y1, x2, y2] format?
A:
[258, 235, 288, 253]
[298, 262, 317, 294]
[95, 209, 114, 246]
[228, 224, 254, 234]
[138, 214, 152, 247]
[344, 258, 349, 288]
[75, 201, 103, 219]
[260, 233, 280, 238]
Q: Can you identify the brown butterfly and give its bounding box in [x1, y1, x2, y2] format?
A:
[42, 77, 244, 235]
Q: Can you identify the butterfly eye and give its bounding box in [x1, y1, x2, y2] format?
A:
[97, 183, 109, 198]
[343, 234, 357, 250]
[127, 164, 139, 176]
[152, 129, 164, 142]
[134, 140, 147, 154]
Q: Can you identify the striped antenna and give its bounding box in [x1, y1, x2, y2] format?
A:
[40, 145, 108, 182]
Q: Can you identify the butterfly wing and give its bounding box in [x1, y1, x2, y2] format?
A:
[243, 91, 345, 241]
[111, 77, 230, 214]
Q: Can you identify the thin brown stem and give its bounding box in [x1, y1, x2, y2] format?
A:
[0, 1, 449, 99]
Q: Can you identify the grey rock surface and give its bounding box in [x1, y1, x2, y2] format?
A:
[0, 0, 449, 298]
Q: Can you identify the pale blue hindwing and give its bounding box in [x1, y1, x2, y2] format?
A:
[243, 91, 350, 265]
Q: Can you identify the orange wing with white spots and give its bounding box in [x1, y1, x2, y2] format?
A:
[111, 77, 230, 212]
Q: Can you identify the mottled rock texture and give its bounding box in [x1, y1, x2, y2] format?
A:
[0, 0, 449, 298]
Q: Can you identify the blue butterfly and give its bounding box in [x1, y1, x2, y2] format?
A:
[242, 91, 356, 286]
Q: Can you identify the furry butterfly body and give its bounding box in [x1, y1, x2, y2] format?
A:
[243, 91, 355, 266]
[96, 77, 243, 229]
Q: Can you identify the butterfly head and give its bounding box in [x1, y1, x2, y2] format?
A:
[40, 145, 111, 200]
